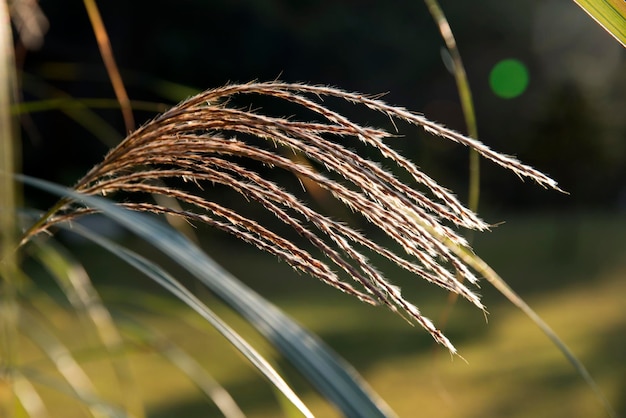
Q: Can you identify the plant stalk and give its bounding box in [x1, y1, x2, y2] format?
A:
[0, 1, 21, 416]
[424, 0, 480, 213]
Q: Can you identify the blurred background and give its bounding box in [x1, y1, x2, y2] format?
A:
[14, 0, 626, 417]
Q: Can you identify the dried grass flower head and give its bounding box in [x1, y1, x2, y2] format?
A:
[26, 81, 561, 353]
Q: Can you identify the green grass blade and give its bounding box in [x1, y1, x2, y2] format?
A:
[18, 309, 120, 418]
[119, 319, 246, 418]
[573, 0, 626, 47]
[15, 366, 128, 418]
[423, 0, 481, 345]
[423, 0, 480, 212]
[36, 62, 201, 102]
[409, 213, 617, 418]
[19, 75, 123, 147]
[17, 174, 397, 418]
[0, 2, 20, 417]
[187, 260, 398, 418]
[462, 253, 617, 418]
[12, 97, 168, 116]
[29, 239, 144, 418]
[51, 219, 314, 418]
[13, 372, 48, 418]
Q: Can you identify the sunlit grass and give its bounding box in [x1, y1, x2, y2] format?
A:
[14, 212, 625, 417]
[372, 271, 624, 418]
[4, 2, 621, 415]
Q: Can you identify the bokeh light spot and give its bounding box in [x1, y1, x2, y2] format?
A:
[489, 59, 529, 99]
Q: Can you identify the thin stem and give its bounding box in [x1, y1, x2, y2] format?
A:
[423, 0, 480, 213]
[83, 0, 134, 133]
[423, 0, 481, 355]
[457, 246, 617, 418]
[415, 211, 617, 418]
[0, 2, 20, 417]
[19, 198, 69, 247]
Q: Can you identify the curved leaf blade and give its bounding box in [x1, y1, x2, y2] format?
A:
[118, 319, 246, 418]
[19, 309, 122, 418]
[30, 239, 144, 418]
[57, 219, 314, 418]
[573, 0, 626, 47]
[18, 174, 396, 418]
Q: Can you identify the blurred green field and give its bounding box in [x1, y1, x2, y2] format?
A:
[16, 211, 626, 418]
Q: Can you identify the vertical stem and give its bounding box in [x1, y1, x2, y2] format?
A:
[0, 1, 20, 417]
[423, 0, 481, 377]
[467, 142, 480, 213]
[423, 0, 480, 213]
[83, 0, 135, 133]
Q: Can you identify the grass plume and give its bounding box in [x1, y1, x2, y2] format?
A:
[21, 81, 561, 353]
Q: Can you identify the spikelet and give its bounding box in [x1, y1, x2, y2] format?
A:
[27, 82, 560, 352]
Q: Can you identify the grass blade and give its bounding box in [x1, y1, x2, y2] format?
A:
[120, 319, 246, 418]
[17, 173, 397, 418]
[29, 239, 144, 418]
[62, 219, 315, 418]
[573, 0, 626, 47]
[411, 213, 618, 418]
[12, 97, 167, 116]
[34, 62, 200, 102]
[18, 309, 117, 418]
[14, 366, 128, 418]
[0, 2, 20, 417]
[423, 0, 480, 212]
[423, 0, 482, 348]
[19, 75, 123, 147]
[13, 372, 48, 418]
[466, 255, 617, 418]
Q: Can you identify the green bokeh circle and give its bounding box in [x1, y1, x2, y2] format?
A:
[489, 59, 529, 99]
